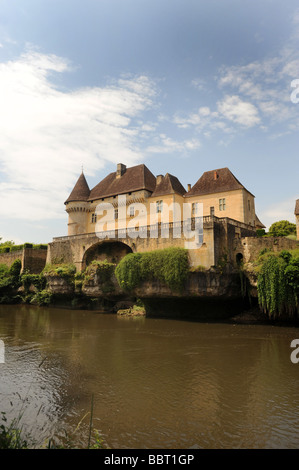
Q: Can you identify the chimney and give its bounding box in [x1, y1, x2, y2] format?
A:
[156, 175, 163, 185]
[214, 170, 218, 180]
[187, 184, 191, 192]
[116, 163, 126, 178]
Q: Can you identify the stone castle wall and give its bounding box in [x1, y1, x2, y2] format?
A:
[0, 248, 47, 274]
[234, 236, 298, 264]
[47, 216, 258, 271]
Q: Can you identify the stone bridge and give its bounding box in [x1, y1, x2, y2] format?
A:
[47, 216, 257, 271]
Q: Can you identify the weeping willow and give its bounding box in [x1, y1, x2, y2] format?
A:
[257, 254, 298, 319]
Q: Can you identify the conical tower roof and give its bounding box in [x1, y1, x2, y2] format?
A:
[65, 172, 90, 204]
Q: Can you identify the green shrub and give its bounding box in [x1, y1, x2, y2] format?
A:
[21, 272, 47, 293]
[10, 245, 24, 252]
[256, 229, 266, 237]
[115, 247, 189, 293]
[0, 246, 10, 253]
[9, 260, 22, 287]
[257, 254, 298, 319]
[0, 264, 9, 277]
[268, 220, 296, 237]
[43, 263, 76, 279]
[30, 289, 52, 306]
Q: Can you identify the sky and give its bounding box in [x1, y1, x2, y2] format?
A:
[0, 0, 298, 243]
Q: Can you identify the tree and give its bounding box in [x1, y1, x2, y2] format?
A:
[268, 220, 296, 237]
[0, 238, 15, 247]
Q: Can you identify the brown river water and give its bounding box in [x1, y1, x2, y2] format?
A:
[0, 304, 299, 449]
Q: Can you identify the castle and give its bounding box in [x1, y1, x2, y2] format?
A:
[64, 163, 264, 236]
[46, 163, 266, 271]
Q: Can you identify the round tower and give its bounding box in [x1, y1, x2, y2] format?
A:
[64, 171, 90, 236]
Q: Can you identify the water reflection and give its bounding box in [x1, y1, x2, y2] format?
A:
[0, 304, 298, 448]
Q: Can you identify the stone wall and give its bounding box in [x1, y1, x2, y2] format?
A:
[22, 248, 48, 274]
[48, 216, 257, 271]
[234, 236, 298, 264]
[0, 248, 47, 273]
[0, 250, 23, 268]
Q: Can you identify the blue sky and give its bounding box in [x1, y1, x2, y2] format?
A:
[0, 0, 298, 243]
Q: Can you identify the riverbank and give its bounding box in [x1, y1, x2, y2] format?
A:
[0, 245, 298, 324]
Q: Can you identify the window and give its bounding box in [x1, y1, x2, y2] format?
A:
[219, 198, 226, 211]
[114, 209, 118, 220]
[156, 200, 163, 213]
[129, 205, 135, 217]
[91, 213, 97, 223]
[192, 202, 198, 216]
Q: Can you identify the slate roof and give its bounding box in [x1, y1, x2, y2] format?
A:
[255, 214, 266, 229]
[88, 164, 156, 200]
[184, 167, 254, 198]
[295, 199, 299, 215]
[151, 173, 186, 197]
[64, 172, 90, 204]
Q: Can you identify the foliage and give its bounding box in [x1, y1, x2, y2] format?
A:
[268, 220, 296, 237]
[115, 247, 189, 293]
[21, 272, 47, 293]
[189, 264, 206, 272]
[256, 229, 266, 237]
[0, 264, 9, 277]
[0, 246, 11, 253]
[89, 260, 115, 283]
[43, 263, 76, 279]
[0, 239, 15, 247]
[9, 259, 22, 282]
[0, 259, 22, 292]
[30, 289, 53, 306]
[0, 413, 29, 449]
[257, 251, 298, 319]
[0, 242, 47, 253]
[217, 251, 228, 273]
[83, 260, 116, 293]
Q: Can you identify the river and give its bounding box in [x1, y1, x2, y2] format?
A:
[0, 304, 299, 449]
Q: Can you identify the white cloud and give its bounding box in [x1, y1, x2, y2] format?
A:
[0, 49, 157, 221]
[217, 95, 260, 127]
[191, 78, 207, 91]
[146, 135, 201, 154]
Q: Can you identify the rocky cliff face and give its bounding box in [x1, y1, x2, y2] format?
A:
[82, 272, 124, 299]
[44, 269, 254, 319]
[134, 270, 243, 298]
[45, 275, 74, 295]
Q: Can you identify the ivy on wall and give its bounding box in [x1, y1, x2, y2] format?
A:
[115, 247, 189, 293]
[257, 250, 299, 319]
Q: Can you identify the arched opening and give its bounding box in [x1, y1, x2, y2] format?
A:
[236, 253, 243, 266]
[82, 241, 133, 269]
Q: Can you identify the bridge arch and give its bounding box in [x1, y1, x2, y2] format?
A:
[82, 240, 133, 270]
